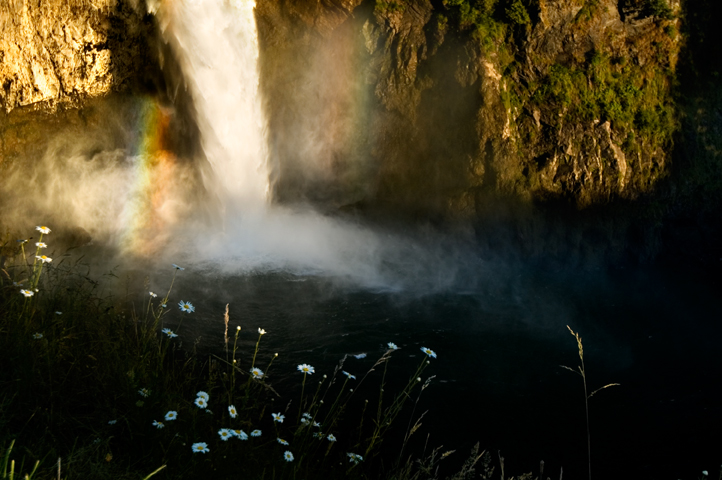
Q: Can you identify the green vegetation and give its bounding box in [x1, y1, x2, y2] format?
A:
[443, 0, 530, 30]
[375, 0, 406, 15]
[1, 226, 502, 479]
[504, 0, 530, 25]
[441, 0, 512, 61]
[646, 0, 674, 20]
[575, 0, 602, 24]
[527, 51, 677, 151]
[435, 0, 678, 170]
[444, 0, 500, 30]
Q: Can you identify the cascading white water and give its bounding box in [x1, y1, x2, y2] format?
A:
[148, 0, 474, 290]
[155, 0, 269, 211]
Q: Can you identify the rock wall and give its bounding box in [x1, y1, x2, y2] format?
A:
[0, 0, 689, 217]
[0, 0, 156, 113]
[256, 0, 681, 218]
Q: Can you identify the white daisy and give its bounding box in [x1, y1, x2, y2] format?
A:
[228, 405, 237, 418]
[36, 255, 52, 263]
[36, 226, 51, 234]
[138, 388, 151, 397]
[297, 364, 315, 374]
[162, 328, 178, 338]
[152, 420, 164, 429]
[327, 434, 337, 442]
[232, 429, 248, 440]
[387, 342, 399, 350]
[277, 438, 289, 445]
[165, 411, 178, 421]
[353, 353, 367, 359]
[35, 242, 47, 248]
[149, 292, 157, 297]
[218, 428, 233, 441]
[20, 289, 34, 297]
[250, 429, 262, 437]
[258, 328, 266, 335]
[250, 367, 264, 379]
[178, 301, 195, 313]
[420, 347, 437, 359]
[272, 412, 284, 423]
[194, 397, 208, 409]
[347, 452, 363, 464]
[283, 451, 294, 462]
[32, 333, 43, 340]
[342, 371, 356, 380]
[191, 442, 209, 453]
[196, 391, 209, 401]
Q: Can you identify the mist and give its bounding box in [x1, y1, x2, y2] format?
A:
[0, 0, 493, 296]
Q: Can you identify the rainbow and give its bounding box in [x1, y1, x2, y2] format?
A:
[119, 96, 179, 256]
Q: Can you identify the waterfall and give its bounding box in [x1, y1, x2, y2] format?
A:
[149, 0, 385, 283]
[156, 0, 269, 212]
[144, 0, 470, 291]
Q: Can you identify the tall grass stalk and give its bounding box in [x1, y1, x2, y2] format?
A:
[2, 441, 39, 480]
[399, 374, 435, 461]
[18, 240, 29, 270]
[366, 354, 431, 457]
[297, 371, 309, 424]
[561, 325, 620, 480]
[161, 266, 180, 307]
[29, 233, 45, 289]
[251, 329, 264, 370]
[223, 303, 230, 354]
[141, 464, 166, 480]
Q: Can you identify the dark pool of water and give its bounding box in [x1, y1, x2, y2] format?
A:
[152, 253, 721, 480]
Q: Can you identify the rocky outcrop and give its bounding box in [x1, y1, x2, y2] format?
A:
[505, 0, 680, 207]
[0, 0, 700, 228]
[0, 0, 156, 113]
[257, 0, 681, 216]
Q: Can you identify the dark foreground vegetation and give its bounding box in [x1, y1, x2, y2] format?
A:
[0, 226, 554, 480]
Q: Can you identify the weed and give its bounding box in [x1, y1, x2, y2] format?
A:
[561, 326, 619, 480]
[0, 226, 447, 479]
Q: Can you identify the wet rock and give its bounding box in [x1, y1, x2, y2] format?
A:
[0, 0, 156, 113]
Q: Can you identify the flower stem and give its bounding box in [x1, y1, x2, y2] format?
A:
[298, 372, 307, 424]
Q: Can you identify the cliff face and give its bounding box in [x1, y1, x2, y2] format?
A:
[256, 0, 681, 217]
[0, 0, 203, 246]
[1, 0, 717, 253]
[0, 0, 156, 113]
